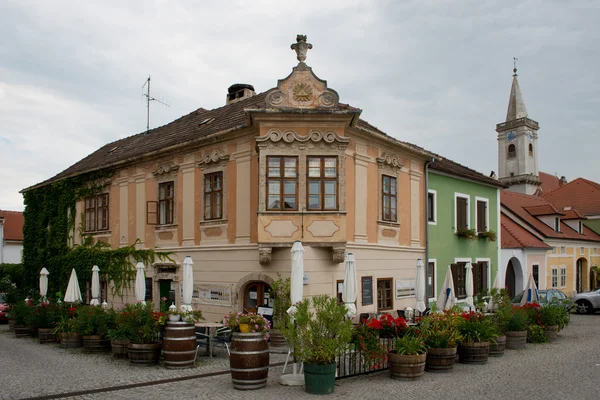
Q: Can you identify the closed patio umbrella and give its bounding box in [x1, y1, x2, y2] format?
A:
[414, 259, 426, 313]
[39, 268, 49, 301]
[342, 253, 357, 318]
[181, 256, 194, 313]
[488, 270, 503, 311]
[520, 273, 539, 305]
[90, 265, 100, 306]
[135, 262, 146, 305]
[287, 241, 304, 317]
[64, 268, 82, 303]
[465, 262, 474, 311]
[436, 266, 456, 311]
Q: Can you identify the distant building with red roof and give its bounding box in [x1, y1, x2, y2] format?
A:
[0, 209, 24, 264]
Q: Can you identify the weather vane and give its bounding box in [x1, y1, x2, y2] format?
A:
[513, 57, 518, 76]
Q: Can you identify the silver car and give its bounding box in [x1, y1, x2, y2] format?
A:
[572, 288, 600, 314]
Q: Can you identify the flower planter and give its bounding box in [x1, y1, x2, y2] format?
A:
[544, 325, 558, 342]
[426, 347, 457, 372]
[230, 332, 269, 390]
[269, 329, 287, 348]
[389, 352, 427, 380]
[38, 328, 56, 344]
[459, 341, 489, 364]
[489, 335, 506, 357]
[14, 324, 32, 338]
[163, 321, 196, 369]
[304, 362, 337, 394]
[128, 342, 162, 365]
[60, 332, 82, 349]
[506, 330, 527, 349]
[168, 314, 181, 322]
[111, 339, 130, 359]
[82, 335, 110, 353]
[239, 323, 252, 333]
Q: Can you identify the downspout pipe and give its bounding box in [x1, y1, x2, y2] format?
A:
[424, 157, 436, 308]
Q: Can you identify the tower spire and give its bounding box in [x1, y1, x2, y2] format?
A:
[506, 58, 528, 121]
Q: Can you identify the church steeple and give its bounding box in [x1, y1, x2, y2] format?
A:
[505, 65, 528, 121]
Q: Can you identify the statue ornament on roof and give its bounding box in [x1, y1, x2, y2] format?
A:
[291, 34, 312, 63]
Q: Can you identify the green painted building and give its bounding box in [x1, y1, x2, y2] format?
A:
[426, 159, 506, 306]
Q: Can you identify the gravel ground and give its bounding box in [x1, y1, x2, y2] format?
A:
[1, 314, 598, 400]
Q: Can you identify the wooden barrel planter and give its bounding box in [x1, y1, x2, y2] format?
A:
[60, 332, 82, 349]
[269, 329, 287, 348]
[426, 347, 457, 372]
[128, 342, 161, 365]
[388, 352, 427, 380]
[459, 341, 489, 364]
[14, 324, 32, 338]
[163, 321, 197, 369]
[83, 335, 110, 353]
[111, 339, 130, 359]
[38, 328, 56, 344]
[506, 330, 527, 349]
[544, 325, 558, 342]
[489, 335, 506, 357]
[229, 332, 270, 390]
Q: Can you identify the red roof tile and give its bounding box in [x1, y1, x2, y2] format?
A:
[0, 210, 24, 241]
[561, 208, 586, 220]
[542, 177, 600, 216]
[501, 214, 550, 249]
[538, 172, 561, 194]
[523, 204, 563, 216]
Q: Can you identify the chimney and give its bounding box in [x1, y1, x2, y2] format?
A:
[226, 83, 255, 105]
[559, 176, 567, 186]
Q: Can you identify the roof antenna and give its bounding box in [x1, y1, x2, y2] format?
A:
[513, 57, 518, 76]
[142, 76, 170, 134]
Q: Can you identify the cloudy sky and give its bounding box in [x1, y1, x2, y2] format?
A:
[1, 0, 599, 211]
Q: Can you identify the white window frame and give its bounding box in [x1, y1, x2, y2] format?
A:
[554, 217, 560, 232]
[560, 266, 567, 288]
[475, 257, 491, 293]
[551, 267, 558, 288]
[580, 247, 585, 255]
[454, 192, 470, 232]
[551, 247, 556, 255]
[475, 197, 489, 233]
[427, 258, 437, 301]
[428, 189, 437, 225]
[560, 246, 566, 255]
[532, 263, 540, 287]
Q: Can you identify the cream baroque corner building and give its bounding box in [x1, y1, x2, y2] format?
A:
[29, 35, 435, 322]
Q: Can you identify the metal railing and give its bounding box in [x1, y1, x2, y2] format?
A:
[336, 337, 393, 379]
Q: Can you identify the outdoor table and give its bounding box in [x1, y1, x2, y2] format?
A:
[195, 322, 224, 358]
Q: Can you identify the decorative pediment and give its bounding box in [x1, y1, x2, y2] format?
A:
[198, 150, 230, 167]
[377, 153, 403, 169]
[152, 162, 179, 176]
[256, 129, 350, 145]
[265, 35, 340, 109]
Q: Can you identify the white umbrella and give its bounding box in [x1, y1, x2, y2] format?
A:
[90, 265, 100, 306]
[465, 262, 474, 311]
[414, 259, 426, 313]
[64, 268, 82, 303]
[436, 266, 456, 311]
[181, 256, 194, 313]
[287, 241, 304, 317]
[39, 268, 49, 301]
[488, 270, 503, 311]
[520, 273, 539, 305]
[135, 262, 146, 305]
[342, 253, 357, 317]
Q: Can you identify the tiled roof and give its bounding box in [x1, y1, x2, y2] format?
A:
[429, 158, 506, 188]
[561, 208, 586, 220]
[538, 172, 561, 194]
[523, 204, 563, 216]
[0, 210, 24, 241]
[542, 177, 600, 216]
[501, 213, 550, 249]
[501, 190, 600, 242]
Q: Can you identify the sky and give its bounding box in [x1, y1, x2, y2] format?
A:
[1, 0, 599, 211]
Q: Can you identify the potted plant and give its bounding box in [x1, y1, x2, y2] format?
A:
[539, 303, 568, 341]
[11, 299, 35, 337]
[282, 295, 353, 395]
[224, 311, 271, 390]
[269, 274, 291, 347]
[455, 228, 477, 240]
[456, 312, 497, 364]
[420, 312, 462, 372]
[388, 330, 428, 380]
[488, 288, 513, 357]
[502, 304, 533, 349]
[118, 302, 166, 365]
[53, 305, 82, 348]
[107, 308, 132, 359]
[73, 305, 110, 352]
[32, 302, 59, 344]
[477, 230, 497, 242]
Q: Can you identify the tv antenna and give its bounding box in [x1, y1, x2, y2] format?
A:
[142, 76, 170, 134]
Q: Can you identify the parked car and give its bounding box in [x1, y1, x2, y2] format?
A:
[0, 293, 8, 324]
[512, 289, 571, 309]
[572, 288, 600, 314]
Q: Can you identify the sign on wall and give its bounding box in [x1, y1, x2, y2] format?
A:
[192, 284, 233, 306]
[361, 276, 373, 305]
[395, 279, 415, 299]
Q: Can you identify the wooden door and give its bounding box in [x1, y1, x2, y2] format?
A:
[506, 261, 516, 298]
[243, 282, 272, 314]
[576, 259, 582, 293]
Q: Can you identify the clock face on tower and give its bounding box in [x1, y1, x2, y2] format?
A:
[528, 132, 533, 141]
[507, 131, 516, 142]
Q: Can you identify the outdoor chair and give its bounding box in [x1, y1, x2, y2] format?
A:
[213, 327, 232, 357]
[195, 327, 210, 359]
[396, 310, 405, 318]
[359, 313, 370, 324]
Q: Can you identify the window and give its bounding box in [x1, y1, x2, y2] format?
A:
[336, 280, 344, 305]
[307, 156, 338, 210]
[595, 248, 598, 254]
[382, 175, 397, 221]
[528, 143, 533, 156]
[532, 264, 539, 287]
[508, 144, 516, 157]
[579, 222, 583, 234]
[560, 266, 567, 288]
[145, 277, 153, 301]
[84, 194, 109, 232]
[472, 262, 488, 295]
[455, 195, 469, 230]
[476, 199, 488, 232]
[551, 247, 557, 255]
[560, 246, 566, 255]
[580, 247, 585, 255]
[554, 217, 560, 232]
[85, 280, 108, 304]
[427, 190, 436, 223]
[551, 268, 558, 288]
[427, 261, 435, 299]
[451, 262, 467, 299]
[267, 157, 298, 210]
[158, 182, 174, 225]
[204, 172, 223, 219]
[377, 278, 393, 310]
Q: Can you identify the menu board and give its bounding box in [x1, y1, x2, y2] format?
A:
[361, 276, 373, 305]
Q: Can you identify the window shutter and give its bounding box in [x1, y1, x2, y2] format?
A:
[477, 201, 487, 232]
[456, 198, 467, 229]
[147, 201, 158, 225]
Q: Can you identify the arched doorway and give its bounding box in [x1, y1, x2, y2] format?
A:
[505, 257, 524, 298]
[243, 281, 273, 313]
[576, 258, 588, 293]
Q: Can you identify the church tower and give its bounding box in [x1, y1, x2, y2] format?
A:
[496, 63, 540, 195]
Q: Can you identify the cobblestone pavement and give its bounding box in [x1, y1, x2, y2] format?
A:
[2, 314, 599, 400]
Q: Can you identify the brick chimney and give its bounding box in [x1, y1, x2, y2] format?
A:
[226, 84, 255, 105]
[559, 176, 567, 186]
